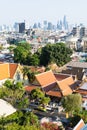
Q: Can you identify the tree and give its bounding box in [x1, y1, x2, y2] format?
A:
[4, 80, 13, 89]
[22, 66, 36, 83]
[61, 93, 82, 117]
[17, 97, 29, 110]
[31, 88, 44, 101]
[31, 88, 50, 110]
[4, 80, 23, 90]
[0, 111, 40, 130]
[27, 54, 40, 66]
[40, 97, 50, 108]
[14, 81, 23, 90]
[8, 45, 16, 53]
[14, 42, 31, 64]
[27, 71, 35, 83]
[22, 112, 39, 126]
[22, 66, 30, 79]
[39, 43, 72, 66]
[0, 86, 25, 106]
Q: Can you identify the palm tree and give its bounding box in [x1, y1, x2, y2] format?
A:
[22, 66, 29, 80]
[22, 66, 36, 84]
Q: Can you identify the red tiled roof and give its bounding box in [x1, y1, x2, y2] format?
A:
[76, 89, 87, 95]
[46, 91, 62, 98]
[35, 70, 57, 87]
[9, 63, 18, 78]
[25, 86, 38, 92]
[0, 63, 18, 80]
[57, 77, 73, 96]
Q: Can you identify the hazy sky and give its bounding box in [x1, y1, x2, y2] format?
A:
[0, 0, 87, 26]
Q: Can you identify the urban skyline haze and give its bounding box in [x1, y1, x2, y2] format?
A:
[0, 0, 87, 26]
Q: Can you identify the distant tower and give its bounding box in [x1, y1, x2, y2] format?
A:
[72, 26, 80, 37]
[47, 22, 53, 30]
[38, 22, 41, 28]
[14, 22, 19, 32]
[19, 22, 25, 33]
[63, 15, 68, 30]
[43, 20, 47, 30]
[33, 23, 38, 28]
[80, 27, 87, 38]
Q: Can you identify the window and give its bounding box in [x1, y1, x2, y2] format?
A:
[16, 71, 20, 80]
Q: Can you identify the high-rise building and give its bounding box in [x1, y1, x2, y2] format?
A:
[33, 23, 38, 28]
[47, 22, 53, 30]
[43, 20, 47, 25]
[38, 22, 41, 28]
[72, 27, 80, 36]
[63, 15, 68, 30]
[80, 27, 87, 37]
[19, 22, 25, 33]
[57, 20, 62, 30]
[43, 20, 47, 30]
[72, 26, 87, 38]
[14, 22, 19, 32]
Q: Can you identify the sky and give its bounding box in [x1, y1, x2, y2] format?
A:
[0, 0, 87, 26]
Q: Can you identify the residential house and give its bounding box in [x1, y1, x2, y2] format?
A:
[82, 36, 87, 52]
[76, 82, 87, 110]
[62, 61, 87, 81]
[65, 35, 80, 50]
[0, 63, 23, 86]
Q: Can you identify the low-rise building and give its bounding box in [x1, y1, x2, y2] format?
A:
[0, 63, 23, 86]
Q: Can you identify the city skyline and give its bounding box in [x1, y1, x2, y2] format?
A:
[0, 0, 87, 26]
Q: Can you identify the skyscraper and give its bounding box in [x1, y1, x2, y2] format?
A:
[47, 22, 53, 30]
[43, 20, 47, 30]
[63, 15, 68, 30]
[14, 22, 19, 32]
[19, 22, 25, 33]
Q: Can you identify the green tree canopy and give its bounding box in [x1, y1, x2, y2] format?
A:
[0, 111, 40, 130]
[61, 93, 82, 115]
[31, 88, 50, 109]
[31, 88, 44, 100]
[14, 81, 23, 90]
[40, 97, 50, 108]
[4, 80, 23, 90]
[14, 42, 31, 64]
[4, 80, 13, 89]
[39, 43, 72, 66]
[22, 66, 38, 83]
[27, 54, 40, 66]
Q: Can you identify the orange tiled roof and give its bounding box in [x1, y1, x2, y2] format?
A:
[76, 89, 87, 95]
[57, 77, 73, 96]
[35, 70, 57, 87]
[0, 63, 10, 80]
[46, 90, 62, 98]
[25, 86, 38, 92]
[73, 119, 85, 130]
[0, 63, 18, 80]
[9, 63, 18, 78]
